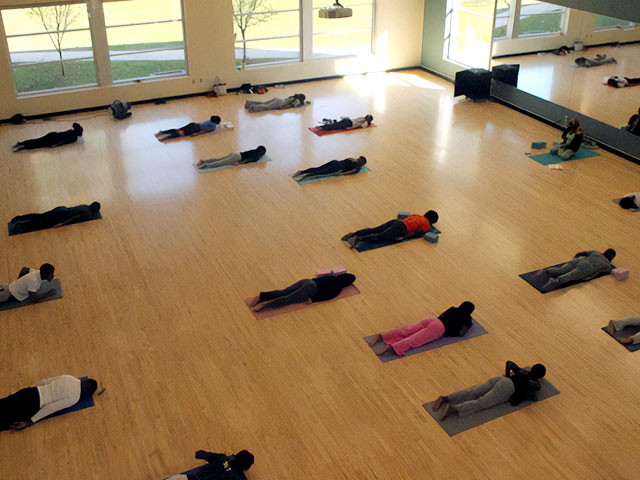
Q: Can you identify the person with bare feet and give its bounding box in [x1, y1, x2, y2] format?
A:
[293, 156, 366, 181]
[250, 273, 356, 312]
[367, 301, 475, 356]
[197, 146, 266, 169]
[540, 248, 615, 291]
[433, 361, 546, 420]
[342, 210, 438, 249]
[0, 264, 56, 304]
[606, 317, 640, 344]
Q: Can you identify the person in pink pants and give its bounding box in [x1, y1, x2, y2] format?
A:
[368, 301, 475, 356]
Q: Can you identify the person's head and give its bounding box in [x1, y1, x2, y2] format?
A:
[335, 273, 356, 288]
[233, 450, 254, 471]
[530, 364, 546, 380]
[256, 145, 267, 156]
[39, 263, 55, 281]
[210, 115, 221, 124]
[80, 377, 98, 399]
[294, 94, 306, 102]
[72, 123, 84, 136]
[619, 196, 636, 209]
[364, 114, 373, 124]
[357, 156, 367, 166]
[459, 301, 475, 315]
[89, 201, 101, 215]
[603, 248, 616, 261]
[567, 118, 580, 131]
[607, 78, 619, 87]
[424, 210, 439, 225]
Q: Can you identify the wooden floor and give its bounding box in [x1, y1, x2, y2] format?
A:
[493, 43, 640, 127]
[1, 70, 640, 479]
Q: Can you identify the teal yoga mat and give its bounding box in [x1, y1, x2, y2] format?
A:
[293, 166, 370, 185]
[527, 147, 599, 166]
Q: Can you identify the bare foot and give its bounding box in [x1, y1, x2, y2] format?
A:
[197, 160, 205, 168]
[366, 334, 381, 347]
[543, 278, 559, 291]
[341, 232, 355, 241]
[373, 342, 391, 356]
[618, 336, 635, 344]
[293, 171, 302, 177]
[534, 269, 546, 277]
[433, 396, 446, 412]
[252, 304, 266, 312]
[248, 297, 261, 308]
[606, 320, 617, 335]
[439, 403, 454, 420]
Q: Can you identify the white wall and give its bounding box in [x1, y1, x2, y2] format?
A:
[0, 0, 425, 119]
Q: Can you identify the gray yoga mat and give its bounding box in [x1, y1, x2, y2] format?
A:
[519, 262, 613, 294]
[364, 317, 487, 363]
[293, 165, 370, 185]
[423, 378, 560, 436]
[601, 326, 640, 352]
[193, 154, 271, 173]
[0, 278, 63, 312]
[612, 198, 640, 212]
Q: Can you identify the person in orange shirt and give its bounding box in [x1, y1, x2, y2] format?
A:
[342, 211, 438, 249]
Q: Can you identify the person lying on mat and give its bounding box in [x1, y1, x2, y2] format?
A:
[341, 210, 439, 250]
[626, 107, 640, 136]
[320, 114, 373, 131]
[245, 94, 306, 113]
[539, 248, 616, 291]
[250, 273, 356, 312]
[549, 118, 583, 160]
[165, 449, 254, 480]
[575, 54, 616, 68]
[367, 301, 475, 356]
[12, 123, 83, 152]
[197, 146, 267, 170]
[0, 375, 98, 430]
[618, 193, 640, 210]
[10, 202, 101, 234]
[293, 156, 367, 180]
[606, 76, 640, 88]
[155, 115, 221, 140]
[434, 361, 547, 420]
[0, 263, 56, 304]
[607, 317, 640, 345]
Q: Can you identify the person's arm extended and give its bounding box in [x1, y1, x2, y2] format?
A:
[458, 325, 470, 336]
[341, 167, 362, 176]
[573, 250, 595, 258]
[18, 267, 31, 278]
[505, 360, 520, 377]
[195, 450, 226, 464]
[54, 215, 82, 227]
[31, 396, 75, 423]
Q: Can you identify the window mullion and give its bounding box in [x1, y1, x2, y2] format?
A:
[301, 0, 311, 62]
[87, 0, 112, 86]
[510, 1, 520, 39]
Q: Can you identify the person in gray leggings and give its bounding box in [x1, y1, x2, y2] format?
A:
[540, 249, 615, 291]
[197, 146, 266, 170]
[245, 94, 306, 113]
[434, 361, 547, 420]
[607, 317, 640, 344]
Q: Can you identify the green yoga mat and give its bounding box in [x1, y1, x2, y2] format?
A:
[527, 147, 599, 166]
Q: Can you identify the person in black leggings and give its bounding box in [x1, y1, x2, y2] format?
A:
[13, 123, 83, 152]
[606, 76, 640, 88]
[10, 202, 101, 234]
[293, 156, 366, 180]
[320, 115, 373, 131]
[249, 273, 356, 312]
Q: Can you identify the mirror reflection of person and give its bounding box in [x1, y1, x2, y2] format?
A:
[606, 76, 640, 88]
[626, 107, 640, 136]
[618, 193, 640, 210]
[575, 53, 616, 68]
[550, 118, 583, 160]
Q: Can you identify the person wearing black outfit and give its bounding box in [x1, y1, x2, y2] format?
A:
[320, 114, 373, 131]
[293, 156, 366, 181]
[166, 449, 254, 480]
[9, 202, 101, 234]
[434, 361, 547, 420]
[625, 107, 640, 136]
[606, 76, 640, 88]
[250, 273, 356, 312]
[197, 146, 267, 169]
[12, 123, 84, 152]
[550, 118, 583, 160]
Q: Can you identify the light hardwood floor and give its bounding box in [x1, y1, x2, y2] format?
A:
[1, 70, 640, 479]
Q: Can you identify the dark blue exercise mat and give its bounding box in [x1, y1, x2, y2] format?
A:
[193, 154, 272, 173]
[293, 166, 370, 185]
[0, 278, 63, 312]
[181, 465, 247, 480]
[612, 198, 640, 212]
[422, 379, 560, 437]
[601, 326, 640, 352]
[526, 147, 599, 166]
[8, 212, 102, 236]
[348, 225, 441, 253]
[364, 317, 488, 363]
[519, 262, 613, 294]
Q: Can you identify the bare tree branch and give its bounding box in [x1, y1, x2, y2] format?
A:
[27, 5, 80, 76]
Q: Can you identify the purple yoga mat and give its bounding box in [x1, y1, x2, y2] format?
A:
[364, 317, 488, 362]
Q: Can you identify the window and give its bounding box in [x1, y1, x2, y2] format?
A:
[232, 0, 301, 68]
[593, 15, 636, 31]
[102, 0, 186, 83]
[517, 1, 566, 37]
[2, 4, 96, 94]
[493, 0, 511, 39]
[445, 0, 494, 68]
[312, 0, 373, 59]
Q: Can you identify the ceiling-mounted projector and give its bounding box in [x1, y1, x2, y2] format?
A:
[319, 1, 352, 18]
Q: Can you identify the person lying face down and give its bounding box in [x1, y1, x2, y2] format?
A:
[575, 54, 616, 68]
[292, 156, 367, 180]
[0, 263, 56, 304]
[320, 114, 373, 131]
[607, 316, 640, 345]
[165, 449, 254, 480]
[606, 76, 640, 88]
[249, 273, 356, 312]
[540, 248, 616, 291]
[618, 193, 640, 210]
[245, 94, 306, 112]
[10, 202, 101, 234]
[0, 375, 99, 430]
[155, 116, 221, 140]
[341, 210, 439, 249]
[368, 301, 476, 356]
[434, 361, 547, 420]
[12, 123, 84, 152]
[197, 146, 266, 169]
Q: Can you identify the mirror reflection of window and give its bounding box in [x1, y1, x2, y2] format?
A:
[516, 1, 566, 37]
[593, 15, 636, 32]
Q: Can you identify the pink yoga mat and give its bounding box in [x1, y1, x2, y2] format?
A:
[308, 124, 376, 137]
[245, 284, 361, 320]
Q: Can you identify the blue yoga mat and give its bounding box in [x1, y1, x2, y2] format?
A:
[351, 225, 441, 252]
[193, 154, 271, 173]
[8, 213, 102, 236]
[293, 166, 370, 185]
[364, 317, 487, 363]
[527, 147, 600, 166]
